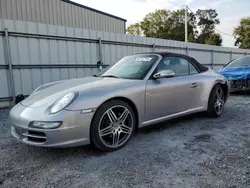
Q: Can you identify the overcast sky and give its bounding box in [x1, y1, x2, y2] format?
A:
[72, 0, 250, 47]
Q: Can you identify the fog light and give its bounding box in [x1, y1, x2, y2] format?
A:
[30, 121, 62, 129]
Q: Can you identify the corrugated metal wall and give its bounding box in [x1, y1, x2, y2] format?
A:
[1, 18, 250, 107]
[0, 0, 126, 34]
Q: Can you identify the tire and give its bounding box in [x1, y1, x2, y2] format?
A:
[207, 84, 225, 118]
[90, 99, 136, 152]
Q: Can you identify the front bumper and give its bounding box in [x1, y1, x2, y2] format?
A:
[9, 103, 94, 148]
[229, 79, 250, 91]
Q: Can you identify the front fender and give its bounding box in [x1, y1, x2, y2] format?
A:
[66, 83, 145, 110]
[31, 80, 66, 96]
[65, 81, 146, 125]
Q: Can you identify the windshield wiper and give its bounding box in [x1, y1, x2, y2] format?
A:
[101, 75, 119, 78]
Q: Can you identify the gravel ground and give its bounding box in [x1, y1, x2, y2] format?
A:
[1, 95, 250, 188]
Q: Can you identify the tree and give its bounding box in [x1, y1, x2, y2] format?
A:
[195, 9, 220, 32]
[205, 33, 222, 46]
[234, 17, 250, 49]
[139, 9, 172, 39]
[168, 9, 197, 41]
[126, 8, 222, 46]
[126, 23, 143, 36]
[127, 9, 196, 42]
[196, 31, 222, 46]
[195, 9, 222, 46]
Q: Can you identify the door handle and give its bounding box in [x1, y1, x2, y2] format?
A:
[190, 82, 198, 88]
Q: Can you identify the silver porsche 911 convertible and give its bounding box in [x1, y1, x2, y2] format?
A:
[9, 52, 230, 151]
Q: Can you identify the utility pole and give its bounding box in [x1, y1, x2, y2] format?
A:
[184, 5, 188, 43]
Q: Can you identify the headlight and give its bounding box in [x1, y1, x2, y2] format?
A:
[51, 92, 78, 114]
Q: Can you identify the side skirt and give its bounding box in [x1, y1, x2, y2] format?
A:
[139, 107, 205, 128]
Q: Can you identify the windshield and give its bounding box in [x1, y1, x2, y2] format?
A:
[101, 54, 159, 79]
[226, 56, 250, 68]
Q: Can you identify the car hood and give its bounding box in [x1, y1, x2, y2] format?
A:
[21, 77, 138, 108]
[219, 66, 250, 80]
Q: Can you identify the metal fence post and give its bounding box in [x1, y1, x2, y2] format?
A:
[152, 43, 156, 52]
[211, 49, 214, 70]
[186, 46, 189, 55]
[98, 37, 103, 72]
[245, 52, 247, 56]
[4, 28, 15, 106]
[230, 51, 233, 61]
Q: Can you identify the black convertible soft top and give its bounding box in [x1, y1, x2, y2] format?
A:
[137, 52, 209, 73]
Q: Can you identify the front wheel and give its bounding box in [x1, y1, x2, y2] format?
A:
[207, 84, 225, 117]
[90, 100, 136, 152]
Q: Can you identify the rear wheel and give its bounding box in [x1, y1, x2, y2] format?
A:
[90, 100, 136, 152]
[207, 84, 225, 117]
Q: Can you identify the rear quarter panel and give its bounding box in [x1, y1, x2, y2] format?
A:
[192, 69, 229, 111]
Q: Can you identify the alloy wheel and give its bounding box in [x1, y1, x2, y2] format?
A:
[214, 87, 224, 115]
[98, 105, 134, 148]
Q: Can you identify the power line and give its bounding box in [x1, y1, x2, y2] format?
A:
[215, 28, 234, 37]
[185, 5, 234, 38]
[186, 5, 194, 14]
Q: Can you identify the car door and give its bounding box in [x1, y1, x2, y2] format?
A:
[145, 56, 200, 121]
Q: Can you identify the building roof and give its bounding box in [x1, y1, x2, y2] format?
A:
[61, 0, 127, 22]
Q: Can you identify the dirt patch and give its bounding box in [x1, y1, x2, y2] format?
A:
[194, 134, 211, 142]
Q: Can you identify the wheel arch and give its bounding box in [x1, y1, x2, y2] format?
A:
[206, 81, 228, 110]
[92, 96, 139, 131]
[212, 80, 229, 102]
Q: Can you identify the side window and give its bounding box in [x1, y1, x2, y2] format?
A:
[189, 63, 199, 74]
[178, 58, 190, 76]
[156, 56, 199, 76]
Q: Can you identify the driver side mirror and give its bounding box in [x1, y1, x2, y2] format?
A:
[153, 70, 176, 79]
